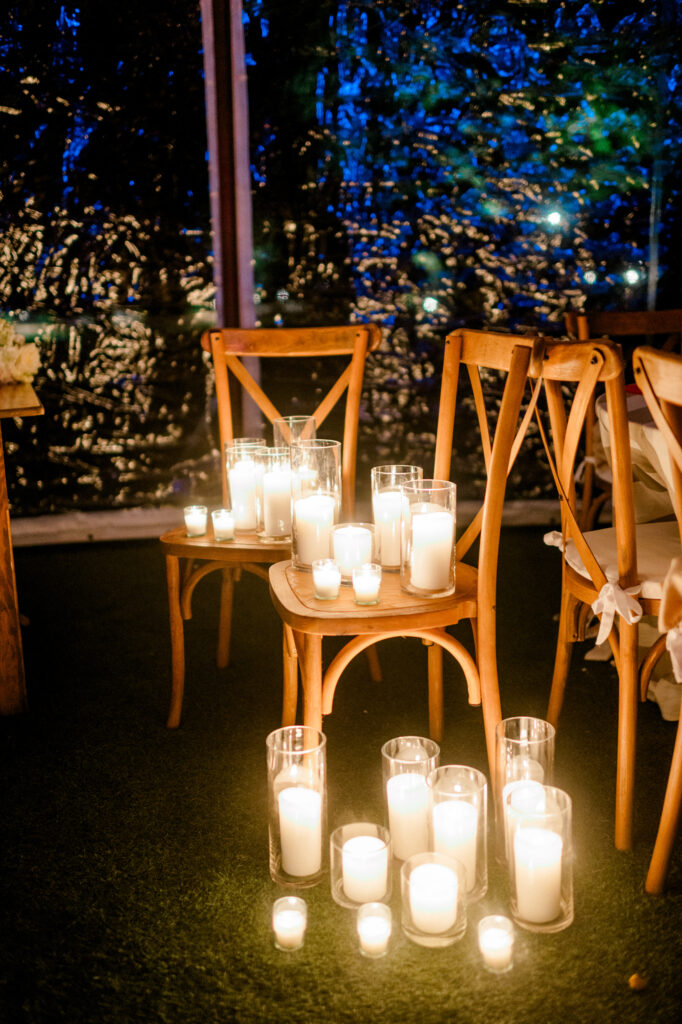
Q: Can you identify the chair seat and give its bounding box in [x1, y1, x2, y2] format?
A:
[269, 560, 478, 636]
[563, 520, 681, 601]
[160, 524, 292, 564]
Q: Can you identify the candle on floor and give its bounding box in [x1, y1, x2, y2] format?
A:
[408, 861, 458, 934]
[312, 558, 341, 600]
[272, 896, 307, 951]
[357, 903, 392, 958]
[478, 915, 514, 972]
[332, 524, 374, 577]
[342, 835, 389, 904]
[184, 504, 207, 536]
[293, 494, 336, 565]
[211, 508, 234, 541]
[352, 563, 381, 605]
[431, 800, 478, 892]
[386, 773, 430, 860]
[513, 826, 563, 924]
[278, 786, 323, 878]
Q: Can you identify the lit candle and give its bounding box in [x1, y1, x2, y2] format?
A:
[510, 754, 545, 782]
[503, 780, 546, 862]
[352, 564, 381, 605]
[228, 457, 258, 531]
[408, 861, 458, 934]
[277, 786, 323, 877]
[333, 525, 373, 576]
[184, 505, 207, 537]
[386, 773, 430, 861]
[513, 827, 563, 924]
[312, 559, 341, 599]
[211, 508, 234, 541]
[272, 897, 307, 951]
[372, 489, 405, 568]
[478, 916, 514, 972]
[263, 466, 292, 537]
[342, 835, 389, 904]
[409, 507, 455, 591]
[357, 904, 392, 957]
[431, 800, 478, 892]
[294, 494, 336, 565]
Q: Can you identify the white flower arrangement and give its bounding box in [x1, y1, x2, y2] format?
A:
[0, 317, 41, 385]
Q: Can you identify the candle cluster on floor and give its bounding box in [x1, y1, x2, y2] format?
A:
[267, 719, 573, 961]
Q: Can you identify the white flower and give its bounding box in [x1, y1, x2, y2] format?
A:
[0, 318, 40, 384]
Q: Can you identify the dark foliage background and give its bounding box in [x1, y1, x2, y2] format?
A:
[1, 0, 680, 514]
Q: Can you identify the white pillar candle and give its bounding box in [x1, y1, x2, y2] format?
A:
[478, 920, 513, 971]
[211, 508, 235, 540]
[333, 525, 373, 576]
[228, 458, 258, 530]
[357, 910, 391, 956]
[503, 780, 547, 861]
[410, 508, 454, 591]
[273, 905, 307, 950]
[342, 835, 389, 903]
[372, 489, 405, 567]
[277, 786, 322, 877]
[263, 467, 292, 537]
[184, 505, 207, 536]
[294, 494, 336, 564]
[510, 754, 545, 782]
[386, 773, 430, 861]
[408, 862, 458, 934]
[513, 827, 563, 924]
[431, 800, 478, 892]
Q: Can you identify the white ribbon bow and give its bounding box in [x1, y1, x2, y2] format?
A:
[574, 455, 597, 484]
[666, 625, 682, 684]
[591, 579, 643, 647]
[543, 530, 564, 551]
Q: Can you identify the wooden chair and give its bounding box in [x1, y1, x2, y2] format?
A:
[631, 346, 682, 892]
[269, 328, 544, 781]
[160, 324, 381, 728]
[537, 338, 681, 849]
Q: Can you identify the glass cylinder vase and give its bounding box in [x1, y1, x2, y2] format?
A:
[225, 441, 264, 533]
[401, 851, 467, 948]
[266, 726, 327, 888]
[371, 464, 423, 571]
[495, 716, 555, 862]
[330, 822, 392, 908]
[427, 764, 488, 901]
[400, 479, 456, 597]
[273, 415, 317, 448]
[291, 439, 341, 568]
[381, 736, 440, 862]
[258, 446, 292, 541]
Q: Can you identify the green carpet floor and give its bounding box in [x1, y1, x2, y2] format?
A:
[2, 528, 682, 1023]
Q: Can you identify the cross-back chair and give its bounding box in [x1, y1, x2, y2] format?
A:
[160, 323, 381, 729]
[269, 327, 543, 780]
[631, 346, 682, 893]
[537, 338, 681, 849]
[564, 308, 682, 530]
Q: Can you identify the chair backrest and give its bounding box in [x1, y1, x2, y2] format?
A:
[202, 325, 382, 517]
[534, 338, 637, 592]
[633, 346, 682, 543]
[566, 309, 682, 353]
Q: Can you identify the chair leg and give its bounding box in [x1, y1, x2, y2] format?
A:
[639, 633, 668, 702]
[281, 624, 299, 726]
[427, 643, 444, 742]
[646, 712, 682, 894]
[615, 619, 639, 851]
[166, 554, 186, 729]
[216, 568, 235, 669]
[547, 588, 579, 727]
[365, 645, 382, 682]
[297, 632, 323, 733]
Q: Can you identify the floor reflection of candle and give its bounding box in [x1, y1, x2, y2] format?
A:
[386, 773, 429, 860]
[514, 827, 562, 924]
[294, 494, 335, 564]
[278, 786, 322, 877]
[409, 862, 458, 934]
[432, 800, 478, 892]
[342, 835, 389, 903]
[410, 508, 454, 591]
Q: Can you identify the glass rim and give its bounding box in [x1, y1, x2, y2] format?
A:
[266, 725, 327, 753]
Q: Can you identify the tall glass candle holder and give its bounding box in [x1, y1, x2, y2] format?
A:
[507, 785, 573, 933]
[258, 447, 292, 541]
[266, 726, 327, 888]
[495, 717, 555, 862]
[332, 523, 376, 580]
[371, 464, 423, 570]
[427, 765, 488, 901]
[400, 479, 456, 597]
[401, 851, 467, 948]
[381, 736, 440, 862]
[225, 441, 264, 533]
[273, 415, 317, 448]
[330, 822, 391, 908]
[291, 439, 341, 568]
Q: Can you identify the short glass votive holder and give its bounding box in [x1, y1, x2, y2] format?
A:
[352, 563, 382, 605]
[400, 479, 456, 597]
[266, 725, 327, 888]
[427, 764, 488, 901]
[272, 896, 307, 951]
[478, 915, 514, 973]
[401, 851, 467, 948]
[332, 523, 376, 580]
[371, 464, 423, 571]
[357, 902, 392, 958]
[258, 446, 292, 540]
[211, 507, 235, 541]
[381, 736, 440, 862]
[184, 504, 208, 537]
[330, 822, 391, 908]
[507, 785, 573, 933]
[495, 716, 555, 863]
[312, 559, 341, 600]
